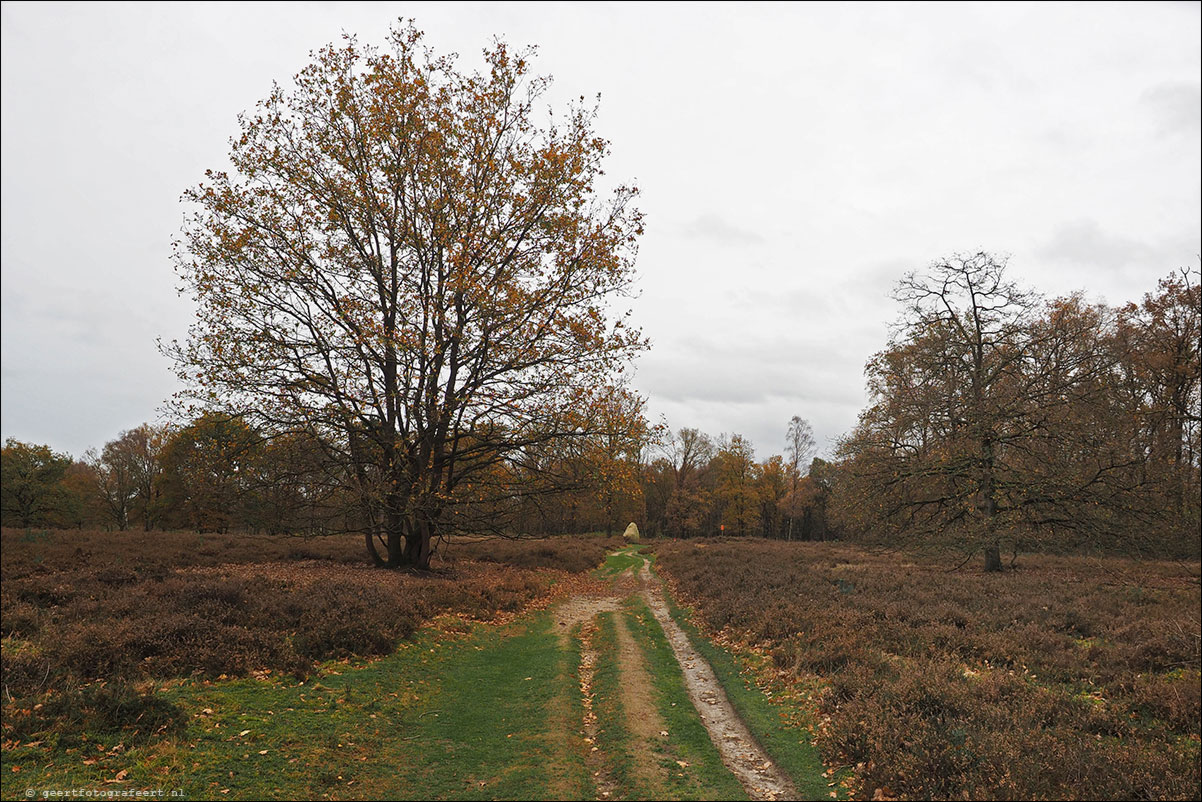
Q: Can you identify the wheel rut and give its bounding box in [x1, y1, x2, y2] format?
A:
[550, 550, 798, 801]
[638, 563, 797, 801]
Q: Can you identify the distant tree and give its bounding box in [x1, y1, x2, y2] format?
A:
[583, 387, 651, 535]
[251, 431, 347, 535]
[1114, 268, 1201, 529]
[476, 385, 650, 537]
[756, 454, 787, 538]
[666, 427, 714, 490]
[168, 21, 645, 568]
[712, 434, 761, 536]
[796, 457, 834, 540]
[654, 427, 716, 537]
[125, 424, 171, 530]
[158, 414, 263, 533]
[784, 416, 816, 539]
[0, 439, 71, 528]
[642, 457, 675, 538]
[90, 441, 135, 531]
[57, 460, 103, 529]
[92, 430, 146, 529]
[89, 425, 171, 531]
[664, 482, 713, 538]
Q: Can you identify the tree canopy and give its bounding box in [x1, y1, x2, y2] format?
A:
[168, 21, 646, 567]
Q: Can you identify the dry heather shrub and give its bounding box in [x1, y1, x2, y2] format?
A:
[653, 538, 1201, 801]
[3, 528, 614, 748]
[444, 534, 620, 573]
[287, 582, 423, 659]
[0, 527, 363, 582]
[3, 565, 552, 694]
[1, 595, 41, 638]
[1, 530, 607, 703]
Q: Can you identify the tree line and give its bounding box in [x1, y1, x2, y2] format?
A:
[835, 256, 1200, 567]
[0, 412, 826, 541]
[4, 256, 1196, 568]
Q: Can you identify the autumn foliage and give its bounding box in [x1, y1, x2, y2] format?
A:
[833, 257, 1200, 565]
[167, 21, 646, 568]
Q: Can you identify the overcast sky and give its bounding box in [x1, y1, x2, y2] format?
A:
[2, 1, 1199, 460]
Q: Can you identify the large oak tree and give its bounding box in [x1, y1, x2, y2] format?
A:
[169, 22, 645, 567]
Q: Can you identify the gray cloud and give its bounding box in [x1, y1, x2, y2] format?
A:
[2, 3, 1199, 460]
[1141, 81, 1202, 137]
[635, 330, 872, 410]
[680, 213, 765, 246]
[1037, 220, 1156, 273]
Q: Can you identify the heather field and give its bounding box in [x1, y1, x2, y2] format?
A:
[0, 532, 826, 801]
[0, 529, 619, 743]
[3, 531, 1200, 800]
[650, 539, 1202, 800]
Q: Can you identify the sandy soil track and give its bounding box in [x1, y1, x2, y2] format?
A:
[550, 551, 798, 801]
[638, 562, 797, 801]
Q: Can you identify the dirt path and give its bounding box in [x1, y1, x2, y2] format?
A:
[549, 551, 798, 801]
[638, 563, 798, 801]
[552, 595, 623, 799]
[612, 610, 672, 796]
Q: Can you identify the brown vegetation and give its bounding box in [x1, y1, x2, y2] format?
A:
[651, 538, 1201, 800]
[1, 528, 615, 745]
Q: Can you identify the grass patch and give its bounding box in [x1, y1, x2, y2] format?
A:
[591, 613, 641, 799]
[552, 626, 593, 800]
[599, 545, 647, 576]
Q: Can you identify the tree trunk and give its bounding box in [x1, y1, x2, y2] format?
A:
[387, 529, 403, 566]
[984, 541, 1002, 572]
[365, 528, 385, 566]
[403, 527, 432, 569]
